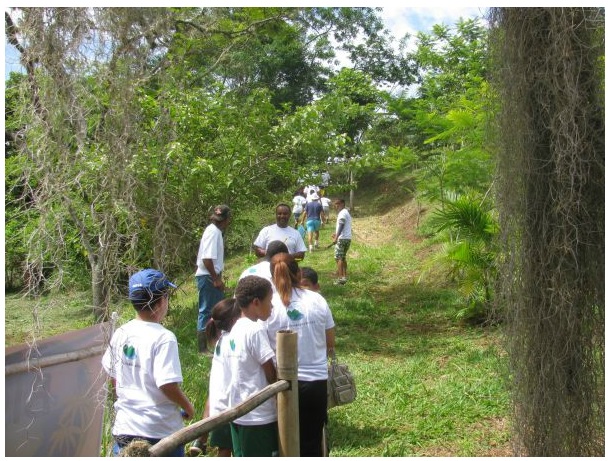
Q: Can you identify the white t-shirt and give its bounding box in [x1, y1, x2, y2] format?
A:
[335, 208, 352, 240]
[222, 317, 277, 425]
[238, 260, 277, 293]
[195, 223, 224, 276]
[208, 332, 231, 416]
[101, 319, 184, 438]
[292, 195, 306, 214]
[253, 224, 307, 255]
[239, 260, 271, 283]
[320, 197, 331, 210]
[262, 288, 335, 381]
[305, 185, 320, 202]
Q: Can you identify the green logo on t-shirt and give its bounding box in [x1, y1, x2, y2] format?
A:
[287, 309, 304, 321]
[123, 344, 136, 359]
[229, 339, 236, 351]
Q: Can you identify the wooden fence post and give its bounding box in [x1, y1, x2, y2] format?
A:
[276, 330, 299, 457]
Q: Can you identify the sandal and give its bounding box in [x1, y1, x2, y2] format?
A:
[188, 439, 207, 457]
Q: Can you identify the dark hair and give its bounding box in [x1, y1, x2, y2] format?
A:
[276, 203, 291, 214]
[206, 298, 241, 346]
[131, 292, 167, 312]
[334, 198, 345, 206]
[210, 204, 231, 222]
[270, 253, 301, 306]
[266, 240, 289, 261]
[235, 276, 273, 309]
[300, 266, 319, 285]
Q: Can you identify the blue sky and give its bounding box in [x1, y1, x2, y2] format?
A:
[4, 7, 487, 79]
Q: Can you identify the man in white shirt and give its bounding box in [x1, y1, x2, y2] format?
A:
[253, 204, 307, 261]
[331, 198, 352, 285]
[195, 204, 231, 352]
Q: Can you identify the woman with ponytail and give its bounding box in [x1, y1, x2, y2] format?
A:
[266, 253, 336, 456]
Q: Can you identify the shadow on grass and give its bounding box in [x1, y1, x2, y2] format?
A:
[324, 279, 465, 360]
[326, 413, 397, 456]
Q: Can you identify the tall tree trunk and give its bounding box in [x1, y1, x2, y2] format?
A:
[491, 7, 604, 456]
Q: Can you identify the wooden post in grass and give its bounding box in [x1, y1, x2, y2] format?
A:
[276, 330, 299, 457]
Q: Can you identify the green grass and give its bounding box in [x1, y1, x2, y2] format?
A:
[4, 179, 512, 456]
[5, 289, 94, 346]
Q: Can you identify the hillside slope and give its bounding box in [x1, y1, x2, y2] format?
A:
[5, 169, 512, 456]
[275, 170, 513, 456]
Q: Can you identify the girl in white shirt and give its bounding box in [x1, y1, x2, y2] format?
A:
[267, 253, 336, 457]
[189, 298, 241, 456]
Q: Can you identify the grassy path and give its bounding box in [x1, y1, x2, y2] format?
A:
[176, 199, 511, 456]
[5, 193, 512, 456]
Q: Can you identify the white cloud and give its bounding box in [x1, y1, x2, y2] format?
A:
[380, 7, 488, 50]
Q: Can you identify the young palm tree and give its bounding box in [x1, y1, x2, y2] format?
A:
[429, 193, 499, 323]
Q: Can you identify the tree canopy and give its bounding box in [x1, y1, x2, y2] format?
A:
[4, 6, 604, 456]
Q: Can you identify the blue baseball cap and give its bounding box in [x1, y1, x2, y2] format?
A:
[128, 269, 177, 301]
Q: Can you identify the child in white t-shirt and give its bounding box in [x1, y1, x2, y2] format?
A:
[223, 276, 277, 457]
[102, 269, 194, 457]
[188, 298, 242, 457]
[267, 254, 335, 457]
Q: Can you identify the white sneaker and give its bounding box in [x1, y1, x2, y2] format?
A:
[315, 241, 319, 248]
[309, 245, 313, 252]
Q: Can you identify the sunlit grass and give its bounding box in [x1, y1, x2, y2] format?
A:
[174, 218, 510, 456]
[5, 190, 511, 456]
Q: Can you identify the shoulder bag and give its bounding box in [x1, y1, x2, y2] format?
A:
[327, 350, 356, 408]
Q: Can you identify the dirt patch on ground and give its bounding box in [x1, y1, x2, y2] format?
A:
[352, 199, 427, 247]
[420, 416, 513, 457]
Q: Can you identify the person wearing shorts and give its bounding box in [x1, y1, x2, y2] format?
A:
[320, 196, 331, 224]
[292, 190, 306, 224]
[332, 199, 352, 285]
[303, 194, 324, 251]
[230, 422, 278, 457]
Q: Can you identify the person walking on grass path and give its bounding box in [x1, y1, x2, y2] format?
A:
[253, 203, 307, 261]
[195, 205, 232, 353]
[302, 193, 325, 252]
[320, 195, 332, 224]
[102, 269, 194, 457]
[291, 189, 306, 225]
[331, 198, 352, 285]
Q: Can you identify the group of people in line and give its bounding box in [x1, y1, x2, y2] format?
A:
[102, 193, 353, 457]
